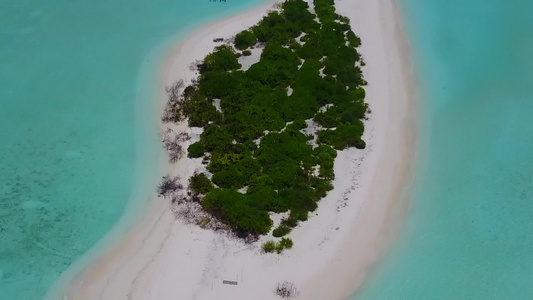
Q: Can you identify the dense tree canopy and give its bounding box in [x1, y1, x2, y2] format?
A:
[234, 30, 257, 50]
[175, 0, 367, 238]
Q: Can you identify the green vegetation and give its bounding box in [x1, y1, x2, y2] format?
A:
[317, 123, 365, 150]
[198, 45, 241, 73]
[234, 30, 257, 50]
[171, 0, 367, 240]
[202, 189, 272, 235]
[189, 173, 214, 195]
[187, 141, 205, 158]
[279, 237, 294, 249]
[262, 237, 293, 254]
[272, 224, 291, 237]
[262, 240, 277, 253]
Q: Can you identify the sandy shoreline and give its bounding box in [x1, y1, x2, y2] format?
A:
[47, 0, 417, 299]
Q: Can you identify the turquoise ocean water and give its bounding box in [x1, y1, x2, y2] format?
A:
[0, 0, 265, 299]
[350, 0, 533, 299]
[3, 0, 532, 299]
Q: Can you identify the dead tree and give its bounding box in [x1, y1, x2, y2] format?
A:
[168, 143, 183, 163]
[162, 79, 185, 123]
[165, 79, 184, 103]
[182, 85, 196, 100]
[157, 175, 182, 197]
[162, 131, 190, 163]
[189, 59, 203, 72]
[274, 281, 299, 299]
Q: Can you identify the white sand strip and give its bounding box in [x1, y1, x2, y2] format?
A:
[298, 0, 417, 298]
[47, 0, 417, 299]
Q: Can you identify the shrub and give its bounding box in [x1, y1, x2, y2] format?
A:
[252, 11, 287, 43]
[242, 49, 252, 56]
[202, 189, 273, 235]
[311, 177, 333, 198]
[291, 209, 309, 222]
[210, 156, 261, 189]
[272, 225, 291, 237]
[263, 237, 293, 254]
[317, 123, 365, 150]
[262, 240, 277, 253]
[235, 30, 257, 50]
[188, 142, 205, 158]
[261, 42, 300, 67]
[189, 173, 214, 195]
[199, 45, 241, 73]
[198, 70, 241, 99]
[346, 30, 362, 47]
[247, 174, 274, 193]
[281, 216, 298, 228]
[279, 237, 293, 249]
[246, 60, 295, 88]
[211, 167, 242, 189]
[282, 0, 318, 32]
[200, 125, 233, 153]
[183, 91, 220, 127]
[287, 119, 307, 130]
[248, 186, 289, 213]
[354, 138, 366, 149]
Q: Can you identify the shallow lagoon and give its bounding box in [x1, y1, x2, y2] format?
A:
[0, 0, 265, 298]
[351, 0, 533, 299]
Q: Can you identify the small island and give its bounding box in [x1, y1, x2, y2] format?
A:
[161, 0, 368, 252]
[48, 0, 415, 298]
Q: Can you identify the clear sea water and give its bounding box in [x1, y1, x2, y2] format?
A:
[0, 0, 265, 299]
[3, 0, 532, 299]
[350, 0, 533, 299]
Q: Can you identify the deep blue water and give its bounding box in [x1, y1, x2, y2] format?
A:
[0, 0, 265, 299]
[350, 0, 533, 299]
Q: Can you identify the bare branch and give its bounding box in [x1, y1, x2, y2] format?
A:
[165, 79, 185, 103]
[162, 131, 190, 163]
[189, 59, 203, 72]
[162, 79, 186, 123]
[274, 281, 300, 299]
[157, 175, 182, 197]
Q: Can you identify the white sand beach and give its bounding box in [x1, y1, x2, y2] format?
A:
[47, 0, 416, 299]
